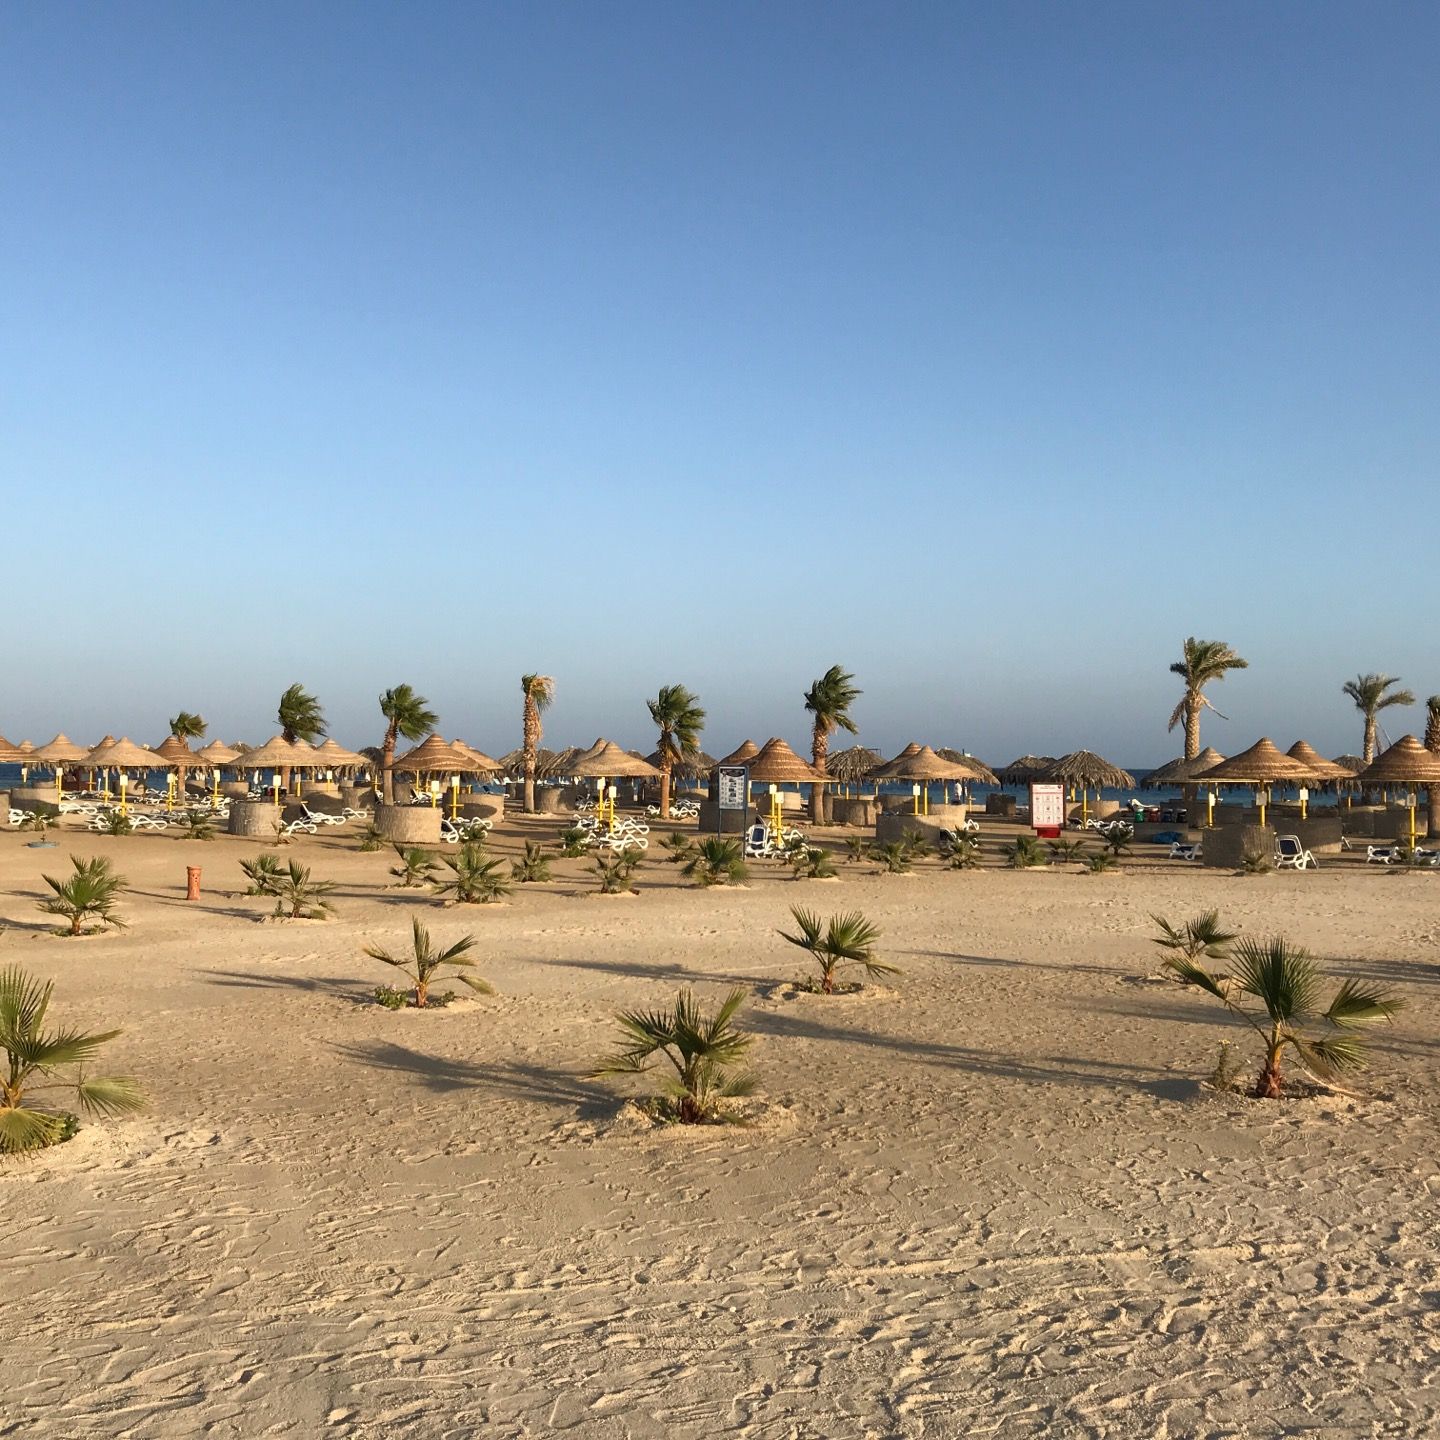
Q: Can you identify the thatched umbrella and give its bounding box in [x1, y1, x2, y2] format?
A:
[871, 744, 984, 814]
[452, 739, 504, 774]
[937, 749, 999, 785]
[1357, 736, 1440, 846]
[1038, 751, 1136, 825]
[1193, 738, 1310, 827]
[31, 734, 87, 801]
[153, 735, 201, 808]
[232, 736, 316, 803]
[743, 738, 822, 833]
[1332, 754, 1366, 775]
[1141, 748, 1226, 789]
[85, 737, 174, 812]
[0, 734, 27, 765]
[566, 740, 660, 828]
[997, 755, 1056, 787]
[825, 744, 882, 797]
[714, 740, 760, 769]
[190, 739, 242, 801]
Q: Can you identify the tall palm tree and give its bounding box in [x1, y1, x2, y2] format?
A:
[804, 665, 861, 823]
[1425, 695, 1440, 839]
[520, 674, 555, 813]
[277, 683, 326, 791]
[168, 711, 207, 742]
[378, 685, 438, 805]
[648, 684, 706, 819]
[1343, 673, 1415, 765]
[1167, 638, 1248, 760]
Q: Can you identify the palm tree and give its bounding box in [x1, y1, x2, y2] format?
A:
[520, 675, 555, 814]
[804, 665, 861, 823]
[594, 987, 756, 1123]
[1151, 911, 1238, 975]
[390, 845, 441, 888]
[1343, 673, 1415, 766]
[277, 683, 326, 792]
[681, 837, 747, 887]
[1165, 936, 1402, 1098]
[168, 711, 207, 742]
[648, 684, 705, 819]
[39, 856, 128, 936]
[780, 907, 894, 993]
[268, 860, 337, 919]
[363, 917, 490, 1008]
[436, 843, 513, 903]
[1425, 695, 1440, 839]
[378, 685, 437, 805]
[1, 966, 145, 1152]
[1167, 638, 1248, 760]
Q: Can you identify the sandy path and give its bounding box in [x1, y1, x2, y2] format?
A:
[3, 821, 1438, 1437]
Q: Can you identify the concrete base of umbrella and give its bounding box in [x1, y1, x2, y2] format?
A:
[374, 804, 442, 844]
[228, 802, 283, 839]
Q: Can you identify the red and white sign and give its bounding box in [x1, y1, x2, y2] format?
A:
[1029, 783, 1065, 835]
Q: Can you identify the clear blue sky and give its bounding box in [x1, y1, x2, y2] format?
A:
[3, 2, 1437, 763]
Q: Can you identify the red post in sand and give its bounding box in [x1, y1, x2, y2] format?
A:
[186, 866, 202, 901]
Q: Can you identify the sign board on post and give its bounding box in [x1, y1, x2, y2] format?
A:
[1029, 782, 1065, 838]
[717, 766, 749, 831]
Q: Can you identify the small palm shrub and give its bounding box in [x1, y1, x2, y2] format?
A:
[1048, 838, 1086, 865]
[594, 987, 756, 1123]
[557, 826, 591, 858]
[1102, 823, 1134, 857]
[943, 834, 983, 870]
[1240, 847, 1272, 875]
[363, 916, 491, 1008]
[780, 907, 895, 993]
[99, 811, 134, 837]
[595, 847, 644, 894]
[682, 837, 748, 887]
[791, 846, 837, 880]
[358, 823, 385, 853]
[1166, 936, 1403, 1098]
[899, 829, 931, 861]
[180, 809, 215, 841]
[269, 861, 337, 919]
[21, 812, 53, 837]
[1, 966, 144, 1152]
[391, 845, 440, 888]
[1002, 834, 1047, 868]
[511, 840, 553, 883]
[1151, 911, 1237, 970]
[40, 856, 129, 936]
[872, 841, 912, 874]
[844, 836, 869, 864]
[240, 853, 285, 895]
[659, 832, 696, 864]
[1084, 851, 1116, 873]
[437, 843, 513, 904]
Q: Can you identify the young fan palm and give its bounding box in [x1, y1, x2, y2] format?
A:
[791, 846, 837, 880]
[268, 861, 336, 919]
[436, 843, 513, 903]
[168, 711, 207, 742]
[1168, 638, 1248, 760]
[872, 840, 912, 874]
[363, 917, 491, 1008]
[1343, 673, 1415, 765]
[520, 674, 556, 814]
[780, 907, 894, 993]
[1165, 936, 1403, 1098]
[511, 840, 553, 882]
[648, 684, 706, 819]
[595, 987, 756, 1123]
[681, 837, 747, 887]
[40, 856, 128, 936]
[240, 853, 285, 894]
[379, 685, 438, 805]
[277, 683, 326, 791]
[804, 665, 862, 823]
[180, 809, 215, 841]
[1151, 911, 1238, 970]
[1, 966, 144, 1152]
[391, 845, 440, 888]
[594, 847, 644, 894]
[1003, 834, 1046, 868]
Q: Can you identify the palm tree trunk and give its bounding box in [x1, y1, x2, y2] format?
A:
[810, 725, 828, 824]
[1183, 698, 1200, 761]
[1426, 707, 1440, 839]
[523, 768, 536, 814]
[522, 697, 539, 814]
[381, 729, 397, 805]
[659, 758, 672, 819]
[1362, 714, 1378, 804]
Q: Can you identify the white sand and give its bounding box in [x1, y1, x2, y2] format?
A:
[4, 818, 1438, 1437]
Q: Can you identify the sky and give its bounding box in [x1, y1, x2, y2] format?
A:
[3, 1, 1438, 764]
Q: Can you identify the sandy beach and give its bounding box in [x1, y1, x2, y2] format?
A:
[4, 814, 1438, 1438]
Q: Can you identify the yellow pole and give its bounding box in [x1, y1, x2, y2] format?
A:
[272, 774, 281, 807]
[296, 771, 303, 799]
[450, 774, 460, 819]
[1410, 795, 1417, 849]
[166, 774, 175, 811]
[1207, 789, 1215, 825]
[1082, 785, 1089, 826]
[212, 769, 220, 804]
[912, 784, 920, 816]
[118, 773, 128, 816]
[55, 768, 63, 801]
[1257, 786, 1266, 828]
[1300, 788, 1308, 820]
